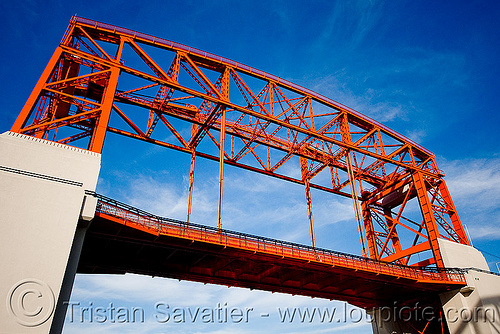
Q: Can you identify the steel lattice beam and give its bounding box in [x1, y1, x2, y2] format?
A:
[10, 16, 470, 269]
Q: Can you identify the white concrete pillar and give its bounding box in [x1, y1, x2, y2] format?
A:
[0, 132, 101, 333]
[438, 238, 500, 334]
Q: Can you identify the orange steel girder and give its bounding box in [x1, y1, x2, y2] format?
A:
[80, 193, 466, 311]
[11, 16, 470, 269]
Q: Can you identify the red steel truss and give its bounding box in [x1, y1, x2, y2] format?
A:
[77, 193, 465, 310]
[11, 16, 469, 269]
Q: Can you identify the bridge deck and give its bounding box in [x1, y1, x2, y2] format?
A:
[77, 194, 465, 308]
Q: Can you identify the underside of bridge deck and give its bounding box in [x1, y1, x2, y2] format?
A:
[77, 215, 462, 310]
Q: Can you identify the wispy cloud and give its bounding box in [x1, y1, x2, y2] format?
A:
[378, 47, 468, 90]
[71, 274, 215, 305]
[308, 73, 407, 123]
[441, 158, 500, 209]
[404, 129, 426, 143]
[124, 175, 189, 218]
[313, 1, 385, 54]
[67, 273, 369, 334]
[98, 170, 219, 224]
[98, 163, 359, 249]
[467, 226, 500, 240]
[439, 157, 500, 240]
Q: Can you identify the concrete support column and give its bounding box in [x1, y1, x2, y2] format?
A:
[367, 240, 500, 334]
[0, 131, 101, 333]
[438, 238, 500, 334]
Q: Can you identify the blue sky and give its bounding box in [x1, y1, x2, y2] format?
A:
[1, 1, 500, 333]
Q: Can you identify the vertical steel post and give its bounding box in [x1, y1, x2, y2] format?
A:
[361, 200, 378, 260]
[346, 151, 368, 257]
[300, 157, 316, 248]
[187, 149, 196, 223]
[340, 113, 368, 257]
[304, 178, 316, 248]
[438, 180, 470, 245]
[217, 107, 226, 230]
[89, 66, 120, 153]
[11, 47, 64, 133]
[413, 171, 445, 268]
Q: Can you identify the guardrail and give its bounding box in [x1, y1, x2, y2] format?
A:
[88, 191, 466, 285]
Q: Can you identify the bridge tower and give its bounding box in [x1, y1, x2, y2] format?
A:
[1, 16, 499, 333]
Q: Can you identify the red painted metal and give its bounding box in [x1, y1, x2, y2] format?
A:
[77, 194, 465, 310]
[10, 16, 470, 271]
[95, 197, 464, 286]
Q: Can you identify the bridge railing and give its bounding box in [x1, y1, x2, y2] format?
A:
[90, 192, 465, 284]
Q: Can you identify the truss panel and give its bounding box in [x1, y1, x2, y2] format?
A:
[11, 16, 469, 269]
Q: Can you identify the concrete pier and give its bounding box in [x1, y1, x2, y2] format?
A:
[0, 131, 100, 333]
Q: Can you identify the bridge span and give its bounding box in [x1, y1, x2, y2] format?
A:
[78, 193, 466, 310]
[2, 15, 500, 334]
